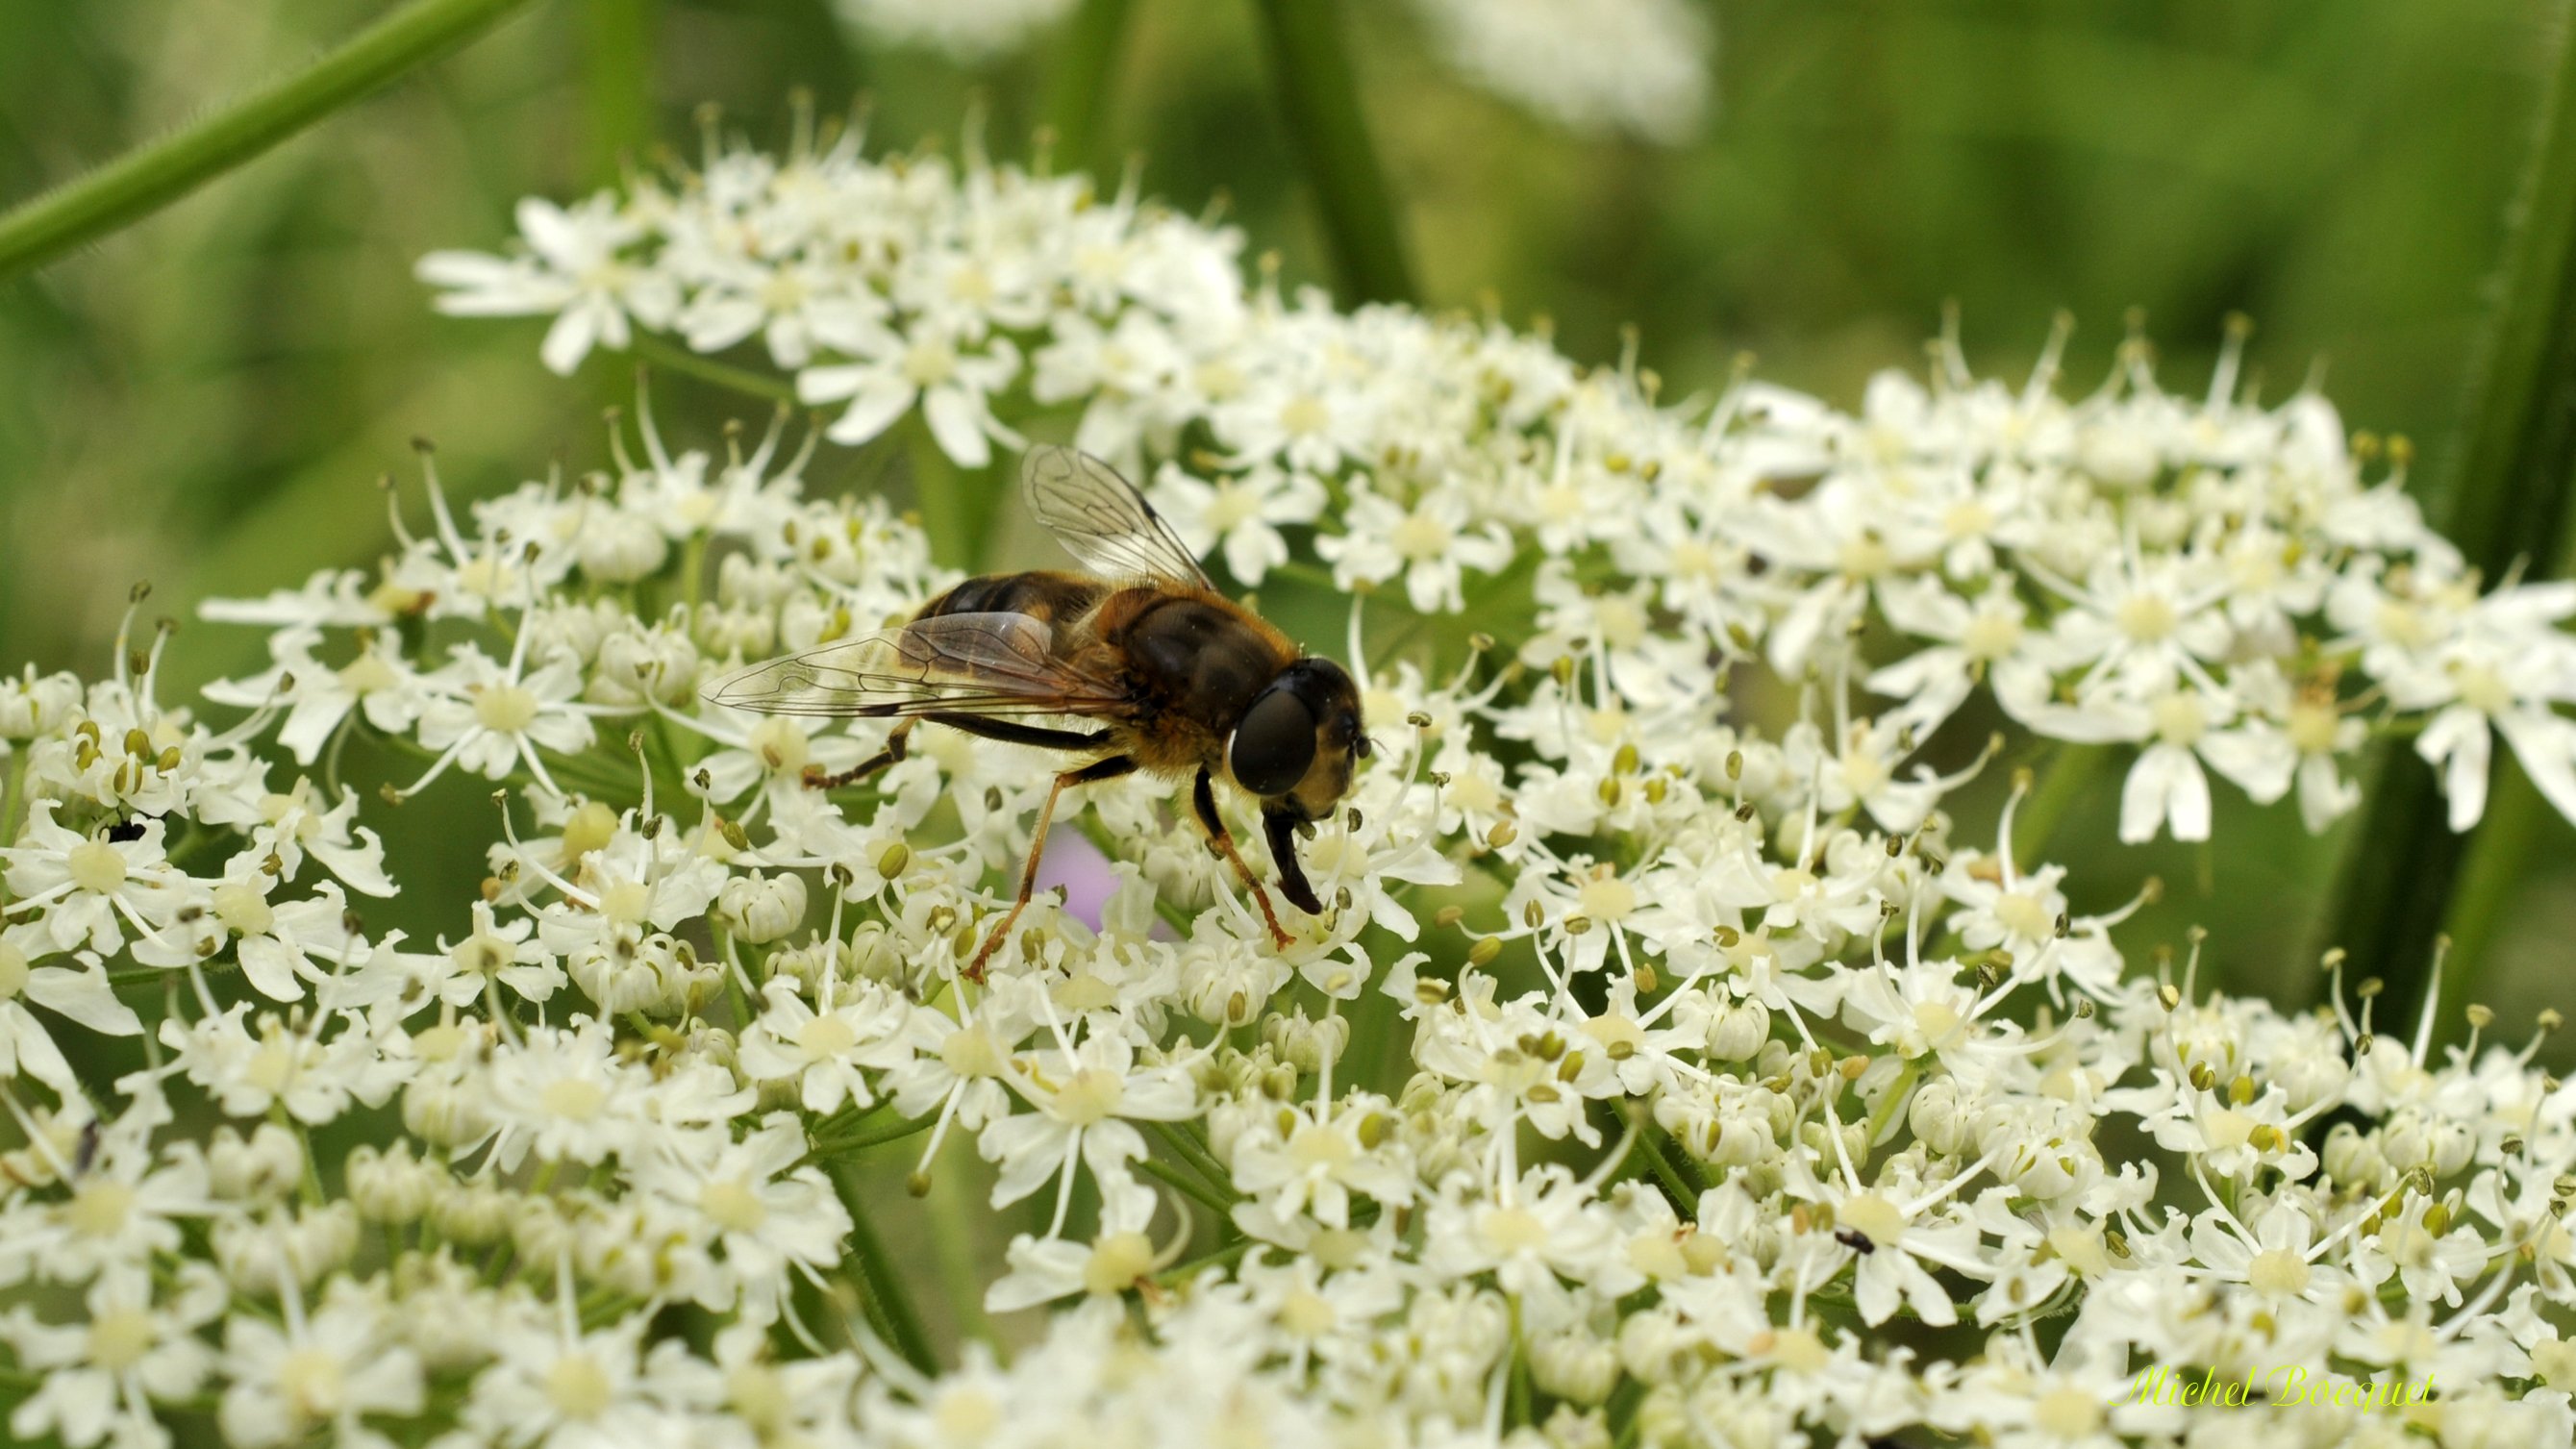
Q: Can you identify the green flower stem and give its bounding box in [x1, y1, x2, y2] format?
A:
[1041, 0, 1136, 177]
[1246, 0, 1419, 306]
[827, 1162, 940, 1375]
[0, 0, 547, 283]
[2317, 20, 2576, 1029]
[626, 334, 801, 404]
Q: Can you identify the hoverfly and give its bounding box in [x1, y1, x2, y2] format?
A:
[708, 447, 1372, 981]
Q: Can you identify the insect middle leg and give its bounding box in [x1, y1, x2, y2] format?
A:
[965, 753, 1138, 983]
[803, 718, 916, 790]
[1193, 767, 1295, 950]
[804, 715, 1116, 790]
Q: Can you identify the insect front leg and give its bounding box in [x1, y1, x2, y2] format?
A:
[804, 719, 916, 791]
[965, 754, 1138, 983]
[1193, 767, 1294, 950]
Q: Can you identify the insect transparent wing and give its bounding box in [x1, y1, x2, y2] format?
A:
[704, 612, 1130, 719]
[1021, 445, 1216, 589]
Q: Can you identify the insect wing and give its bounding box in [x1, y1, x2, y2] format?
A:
[706, 612, 1128, 719]
[1022, 445, 1216, 589]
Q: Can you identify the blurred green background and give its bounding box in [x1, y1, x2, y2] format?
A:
[2, 0, 2571, 1037]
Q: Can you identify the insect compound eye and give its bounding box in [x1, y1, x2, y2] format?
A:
[1231, 687, 1318, 798]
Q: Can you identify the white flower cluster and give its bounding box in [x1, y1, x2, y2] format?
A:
[422, 128, 2576, 845]
[831, 0, 1080, 64]
[809, 0, 1713, 142]
[1405, 0, 1713, 143]
[0, 130, 2570, 1448]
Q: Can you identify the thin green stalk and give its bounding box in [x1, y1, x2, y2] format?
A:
[1147, 1119, 1238, 1200]
[1246, 0, 1419, 306]
[808, 1112, 938, 1159]
[1154, 1234, 1257, 1286]
[1137, 1155, 1237, 1216]
[628, 334, 801, 404]
[1635, 1121, 1701, 1211]
[827, 1162, 940, 1375]
[1505, 1295, 1535, 1428]
[0, 0, 547, 282]
[2316, 13, 2576, 1027]
[1040, 0, 1136, 176]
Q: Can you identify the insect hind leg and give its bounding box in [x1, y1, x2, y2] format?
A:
[804, 719, 916, 790]
[965, 754, 1138, 982]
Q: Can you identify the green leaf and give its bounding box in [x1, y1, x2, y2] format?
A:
[0, 0, 548, 284]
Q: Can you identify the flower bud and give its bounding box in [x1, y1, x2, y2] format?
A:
[1908, 1079, 1969, 1157]
[717, 871, 808, 944]
[1705, 996, 1769, 1062]
[207, 1123, 305, 1203]
[214, 1202, 359, 1291]
[403, 1073, 487, 1148]
[1542, 1406, 1611, 1449]
[1531, 1331, 1619, 1406]
[433, 1181, 514, 1244]
[1616, 1306, 1688, 1385]
[576, 509, 670, 583]
[594, 625, 702, 705]
[512, 1194, 573, 1262]
[347, 1142, 440, 1224]
[2321, 1122, 2387, 1188]
[2077, 421, 2161, 489]
[1262, 1011, 1351, 1076]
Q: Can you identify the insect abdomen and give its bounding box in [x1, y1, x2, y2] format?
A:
[918, 571, 1109, 626]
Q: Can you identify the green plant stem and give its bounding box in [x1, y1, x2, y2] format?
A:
[0, 0, 547, 282]
[923, 1137, 999, 1350]
[1137, 1155, 1236, 1216]
[1041, 0, 1135, 176]
[1246, 0, 1418, 306]
[1636, 1122, 1700, 1210]
[902, 416, 982, 570]
[2436, 480, 2576, 1012]
[627, 334, 801, 404]
[1147, 1120, 1238, 1200]
[1154, 1233, 1256, 1286]
[583, 0, 657, 185]
[827, 1163, 939, 1375]
[2316, 17, 2576, 1031]
[808, 1112, 938, 1160]
[2012, 743, 2109, 867]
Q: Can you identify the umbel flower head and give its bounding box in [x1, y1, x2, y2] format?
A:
[0, 118, 2569, 1449]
